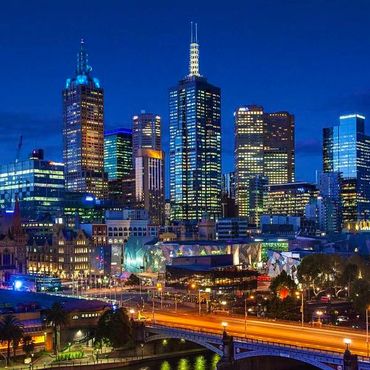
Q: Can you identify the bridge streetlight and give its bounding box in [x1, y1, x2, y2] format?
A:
[316, 310, 323, 326]
[221, 321, 228, 335]
[344, 338, 352, 351]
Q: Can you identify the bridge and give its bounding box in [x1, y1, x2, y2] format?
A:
[141, 324, 370, 370]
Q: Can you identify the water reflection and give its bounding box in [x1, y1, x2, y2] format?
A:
[125, 352, 220, 370]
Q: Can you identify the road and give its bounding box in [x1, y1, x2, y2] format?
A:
[54, 289, 370, 357]
[145, 309, 369, 357]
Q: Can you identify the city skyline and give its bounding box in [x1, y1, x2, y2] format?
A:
[2, 0, 370, 193]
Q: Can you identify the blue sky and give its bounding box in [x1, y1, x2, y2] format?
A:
[1, 0, 370, 190]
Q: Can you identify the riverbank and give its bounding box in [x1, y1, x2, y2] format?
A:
[17, 348, 208, 370]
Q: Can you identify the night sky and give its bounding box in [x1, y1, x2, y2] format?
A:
[2, 0, 370, 192]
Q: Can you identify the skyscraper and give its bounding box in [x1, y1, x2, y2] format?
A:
[132, 113, 161, 157]
[234, 106, 295, 224]
[131, 112, 164, 224]
[135, 148, 165, 225]
[323, 114, 370, 224]
[169, 23, 221, 222]
[234, 106, 264, 220]
[63, 39, 107, 199]
[104, 128, 133, 180]
[0, 150, 65, 220]
[264, 112, 295, 185]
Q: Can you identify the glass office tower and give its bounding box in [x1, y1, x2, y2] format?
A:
[264, 112, 295, 185]
[234, 106, 264, 220]
[104, 128, 133, 180]
[0, 150, 65, 220]
[63, 39, 107, 199]
[135, 148, 165, 225]
[234, 106, 295, 225]
[323, 114, 370, 224]
[169, 23, 221, 221]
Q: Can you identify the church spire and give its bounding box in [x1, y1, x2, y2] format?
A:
[188, 22, 200, 77]
[77, 38, 90, 75]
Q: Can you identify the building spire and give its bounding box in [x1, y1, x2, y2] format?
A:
[188, 22, 200, 77]
[77, 38, 90, 75]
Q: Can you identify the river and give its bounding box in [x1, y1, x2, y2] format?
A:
[121, 352, 220, 370]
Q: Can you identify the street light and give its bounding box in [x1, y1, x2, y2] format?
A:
[129, 308, 135, 320]
[221, 321, 228, 334]
[316, 310, 323, 325]
[344, 338, 352, 351]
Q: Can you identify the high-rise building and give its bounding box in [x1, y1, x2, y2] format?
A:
[107, 171, 136, 208]
[221, 172, 237, 218]
[323, 114, 370, 224]
[104, 128, 133, 180]
[170, 23, 221, 222]
[264, 112, 295, 185]
[264, 182, 317, 217]
[222, 172, 236, 199]
[132, 113, 161, 157]
[0, 150, 65, 220]
[317, 172, 342, 233]
[63, 39, 107, 199]
[235, 106, 295, 224]
[234, 106, 264, 220]
[135, 149, 165, 225]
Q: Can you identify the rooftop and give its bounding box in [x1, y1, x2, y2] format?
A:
[0, 289, 110, 312]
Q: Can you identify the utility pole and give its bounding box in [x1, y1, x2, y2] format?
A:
[198, 290, 201, 316]
[244, 297, 247, 338]
[152, 290, 155, 322]
[301, 289, 304, 327]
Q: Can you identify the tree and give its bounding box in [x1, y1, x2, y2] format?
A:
[125, 274, 140, 286]
[266, 296, 300, 321]
[95, 308, 132, 349]
[297, 254, 346, 297]
[45, 302, 68, 354]
[22, 335, 35, 357]
[270, 270, 297, 298]
[350, 278, 370, 317]
[0, 314, 24, 365]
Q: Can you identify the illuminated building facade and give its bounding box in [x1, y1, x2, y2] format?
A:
[170, 24, 221, 221]
[63, 39, 107, 199]
[317, 172, 342, 233]
[234, 106, 264, 221]
[264, 112, 295, 185]
[107, 171, 136, 208]
[235, 106, 295, 224]
[27, 224, 92, 278]
[221, 172, 237, 217]
[104, 128, 133, 180]
[0, 150, 64, 220]
[0, 200, 27, 283]
[264, 182, 317, 217]
[135, 148, 165, 225]
[323, 114, 370, 224]
[132, 113, 161, 156]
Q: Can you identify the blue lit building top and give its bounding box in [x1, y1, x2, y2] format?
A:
[105, 128, 132, 136]
[65, 39, 101, 90]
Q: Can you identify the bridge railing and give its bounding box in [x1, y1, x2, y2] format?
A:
[147, 323, 370, 362]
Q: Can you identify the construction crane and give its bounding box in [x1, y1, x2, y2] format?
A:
[15, 135, 22, 163]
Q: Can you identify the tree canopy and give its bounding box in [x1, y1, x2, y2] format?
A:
[95, 308, 132, 349]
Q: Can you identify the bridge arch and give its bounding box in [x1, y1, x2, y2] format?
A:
[145, 332, 223, 356]
[236, 350, 336, 370]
